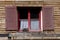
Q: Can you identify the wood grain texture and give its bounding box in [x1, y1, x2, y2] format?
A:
[0, 1, 59, 33]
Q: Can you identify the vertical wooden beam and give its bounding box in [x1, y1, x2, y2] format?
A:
[41, 10, 43, 32]
[28, 10, 30, 32]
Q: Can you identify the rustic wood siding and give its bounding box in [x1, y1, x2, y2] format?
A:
[0, 1, 60, 33]
[43, 1, 60, 33]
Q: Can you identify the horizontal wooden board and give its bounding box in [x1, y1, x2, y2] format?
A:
[0, 1, 59, 33]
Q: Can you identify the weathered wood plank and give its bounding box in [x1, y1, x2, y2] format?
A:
[0, 1, 60, 33]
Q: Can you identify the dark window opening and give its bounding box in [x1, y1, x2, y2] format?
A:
[17, 7, 42, 32]
[17, 7, 28, 19]
[17, 7, 42, 19]
[17, 7, 28, 32]
[30, 7, 42, 19]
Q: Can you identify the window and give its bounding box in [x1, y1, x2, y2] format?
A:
[5, 6, 54, 32]
[30, 7, 42, 31]
[17, 7, 42, 32]
[17, 7, 28, 31]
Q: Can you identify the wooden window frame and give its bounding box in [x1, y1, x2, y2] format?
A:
[28, 10, 42, 32]
[18, 7, 42, 32]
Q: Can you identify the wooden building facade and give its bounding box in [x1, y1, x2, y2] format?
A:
[0, 0, 60, 40]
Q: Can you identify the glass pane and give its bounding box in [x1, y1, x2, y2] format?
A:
[31, 19, 39, 30]
[20, 19, 28, 30]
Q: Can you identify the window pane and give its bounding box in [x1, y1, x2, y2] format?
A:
[30, 7, 41, 31]
[31, 19, 39, 30]
[20, 19, 28, 30]
[17, 7, 28, 19]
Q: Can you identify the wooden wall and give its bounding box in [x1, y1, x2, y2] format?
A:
[0, 0, 60, 33]
[43, 1, 60, 33]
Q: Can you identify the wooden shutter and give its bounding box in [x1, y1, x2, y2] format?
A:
[42, 6, 54, 31]
[5, 6, 18, 31]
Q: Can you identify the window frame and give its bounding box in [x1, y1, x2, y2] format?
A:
[17, 7, 43, 32]
[28, 11, 42, 32]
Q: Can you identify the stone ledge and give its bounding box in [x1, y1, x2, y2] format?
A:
[9, 32, 60, 39]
